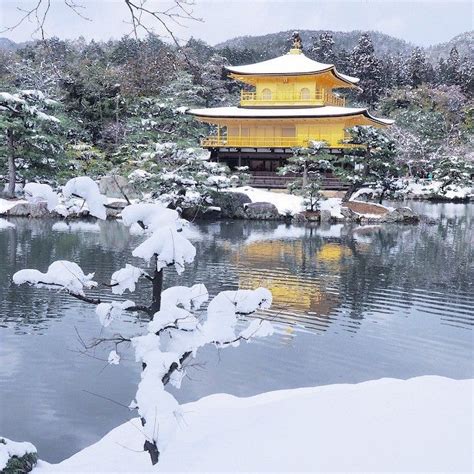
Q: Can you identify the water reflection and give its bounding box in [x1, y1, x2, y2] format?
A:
[0, 202, 473, 463]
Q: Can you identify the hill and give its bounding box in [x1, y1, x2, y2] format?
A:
[0, 37, 19, 51]
[215, 30, 416, 58]
[426, 31, 474, 60]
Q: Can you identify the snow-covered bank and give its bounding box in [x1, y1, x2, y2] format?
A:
[35, 376, 472, 473]
[399, 179, 472, 201]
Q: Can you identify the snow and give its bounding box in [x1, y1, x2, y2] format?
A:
[0, 198, 28, 214]
[229, 186, 304, 215]
[225, 51, 359, 85]
[0, 218, 15, 229]
[132, 227, 196, 274]
[188, 105, 394, 125]
[23, 183, 59, 211]
[120, 203, 181, 233]
[107, 350, 120, 365]
[0, 437, 37, 471]
[110, 264, 143, 295]
[400, 179, 472, 200]
[34, 376, 473, 473]
[13, 261, 97, 296]
[51, 221, 101, 233]
[95, 300, 135, 327]
[62, 177, 108, 220]
[319, 197, 345, 219]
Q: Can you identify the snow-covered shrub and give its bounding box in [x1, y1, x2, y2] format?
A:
[127, 146, 239, 211]
[0, 437, 38, 473]
[13, 179, 274, 465]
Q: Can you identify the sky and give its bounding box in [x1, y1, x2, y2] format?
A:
[0, 0, 472, 47]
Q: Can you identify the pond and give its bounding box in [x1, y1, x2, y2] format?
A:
[0, 201, 473, 463]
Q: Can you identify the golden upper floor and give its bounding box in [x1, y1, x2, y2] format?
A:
[226, 48, 359, 108]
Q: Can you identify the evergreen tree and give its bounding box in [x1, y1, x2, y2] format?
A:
[445, 46, 461, 86]
[432, 155, 473, 195]
[407, 47, 430, 87]
[337, 126, 400, 203]
[0, 90, 63, 196]
[279, 142, 332, 211]
[312, 32, 336, 63]
[351, 33, 383, 104]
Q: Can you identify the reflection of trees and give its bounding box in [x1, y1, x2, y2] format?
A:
[339, 219, 473, 327]
[0, 218, 140, 331]
[1, 213, 472, 333]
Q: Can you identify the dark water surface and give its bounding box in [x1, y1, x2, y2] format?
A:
[0, 201, 473, 462]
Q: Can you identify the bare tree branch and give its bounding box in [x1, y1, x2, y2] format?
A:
[1, 0, 201, 44]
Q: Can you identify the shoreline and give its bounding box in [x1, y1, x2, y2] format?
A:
[33, 376, 473, 472]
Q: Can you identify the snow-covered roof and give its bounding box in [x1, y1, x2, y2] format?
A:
[226, 52, 359, 86]
[187, 106, 393, 126]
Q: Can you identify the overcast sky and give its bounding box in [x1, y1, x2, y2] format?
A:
[1, 1, 472, 47]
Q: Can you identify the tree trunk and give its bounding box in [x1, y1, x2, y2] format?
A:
[6, 129, 16, 198]
[143, 254, 164, 464]
[302, 162, 308, 188]
[150, 262, 163, 315]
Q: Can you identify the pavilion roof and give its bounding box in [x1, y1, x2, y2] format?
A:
[187, 106, 393, 126]
[226, 52, 359, 86]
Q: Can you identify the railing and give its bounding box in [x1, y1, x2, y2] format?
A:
[240, 90, 345, 107]
[201, 135, 356, 149]
[249, 173, 350, 190]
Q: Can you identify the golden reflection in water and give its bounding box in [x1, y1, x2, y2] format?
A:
[232, 240, 353, 318]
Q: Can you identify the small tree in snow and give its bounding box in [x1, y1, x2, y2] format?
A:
[338, 126, 401, 203]
[432, 155, 473, 196]
[128, 144, 241, 211]
[279, 142, 331, 212]
[0, 90, 61, 197]
[13, 176, 274, 466]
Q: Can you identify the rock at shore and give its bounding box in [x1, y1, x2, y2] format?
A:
[244, 202, 280, 220]
[99, 176, 139, 199]
[211, 191, 252, 218]
[1, 201, 49, 218]
[381, 207, 420, 223]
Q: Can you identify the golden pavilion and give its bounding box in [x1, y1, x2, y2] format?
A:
[187, 33, 393, 187]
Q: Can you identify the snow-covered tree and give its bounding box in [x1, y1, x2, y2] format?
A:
[13, 176, 274, 465]
[407, 47, 432, 88]
[351, 33, 383, 105]
[444, 46, 461, 86]
[432, 155, 473, 196]
[338, 126, 401, 203]
[312, 32, 335, 63]
[0, 89, 62, 197]
[127, 144, 240, 211]
[279, 142, 331, 211]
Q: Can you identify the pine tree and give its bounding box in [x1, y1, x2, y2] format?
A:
[432, 155, 473, 195]
[337, 126, 400, 203]
[407, 47, 429, 88]
[279, 142, 332, 211]
[0, 90, 63, 197]
[351, 34, 383, 105]
[445, 46, 461, 86]
[312, 32, 335, 63]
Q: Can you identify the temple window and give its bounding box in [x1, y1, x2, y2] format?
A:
[261, 88, 272, 100]
[300, 87, 311, 100]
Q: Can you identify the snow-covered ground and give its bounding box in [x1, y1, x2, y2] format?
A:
[230, 186, 347, 218]
[34, 376, 472, 473]
[399, 179, 472, 200]
[229, 186, 305, 215]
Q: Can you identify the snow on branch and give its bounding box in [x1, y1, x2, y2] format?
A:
[13, 260, 97, 296]
[23, 182, 59, 211]
[110, 264, 145, 295]
[96, 300, 136, 327]
[63, 177, 108, 220]
[132, 227, 196, 274]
